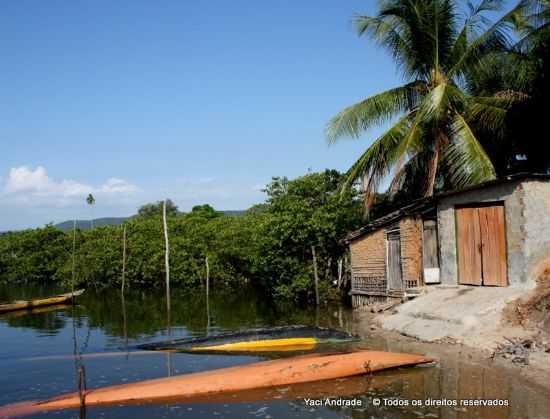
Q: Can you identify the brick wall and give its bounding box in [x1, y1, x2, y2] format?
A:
[350, 228, 385, 277]
[399, 216, 423, 287]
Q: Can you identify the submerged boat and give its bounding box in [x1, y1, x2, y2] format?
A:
[0, 350, 434, 416]
[0, 290, 85, 314]
[136, 325, 359, 353]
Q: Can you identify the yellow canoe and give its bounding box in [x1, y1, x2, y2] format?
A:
[190, 337, 318, 352]
[0, 290, 84, 314]
[137, 325, 358, 353]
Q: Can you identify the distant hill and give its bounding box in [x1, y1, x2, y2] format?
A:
[55, 217, 129, 231]
[221, 210, 246, 217]
[54, 210, 246, 231]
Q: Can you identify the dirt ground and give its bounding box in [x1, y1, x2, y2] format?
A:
[352, 309, 550, 392]
[504, 267, 550, 334]
[351, 267, 550, 392]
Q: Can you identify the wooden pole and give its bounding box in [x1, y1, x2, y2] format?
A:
[311, 245, 319, 306]
[205, 256, 210, 333]
[344, 254, 350, 288]
[121, 225, 127, 293]
[71, 220, 77, 294]
[325, 256, 332, 282]
[163, 200, 172, 376]
[121, 290, 128, 354]
[205, 256, 210, 300]
[337, 258, 343, 289]
[163, 200, 171, 313]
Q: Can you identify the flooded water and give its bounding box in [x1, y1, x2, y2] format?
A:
[0, 285, 548, 419]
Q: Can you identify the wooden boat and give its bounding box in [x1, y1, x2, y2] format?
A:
[1, 304, 70, 319]
[0, 350, 434, 416]
[136, 325, 359, 353]
[0, 290, 84, 314]
[145, 367, 426, 406]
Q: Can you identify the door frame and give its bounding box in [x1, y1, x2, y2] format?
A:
[422, 218, 441, 284]
[454, 201, 508, 286]
[385, 226, 403, 291]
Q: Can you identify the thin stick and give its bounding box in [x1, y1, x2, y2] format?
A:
[325, 256, 332, 282]
[71, 220, 77, 294]
[163, 200, 171, 312]
[337, 258, 343, 289]
[120, 288, 128, 356]
[205, 256, 210, 333]
[205, 256, 210, 301]
[121, 224, 127, 293]
[164, 203, 172, 379]
[311, 245, 319, 306]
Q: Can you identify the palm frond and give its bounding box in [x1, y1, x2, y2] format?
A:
[448, 0, 505, 69]
[354, 15, 415, 75]
[416, 82, 466, 123]
[326, 82, 422, 143]
[389, 149, 434, 196]
[339, 113, 419, 208]
[448, 1, 525, 79]
[445, 113, 496, 187]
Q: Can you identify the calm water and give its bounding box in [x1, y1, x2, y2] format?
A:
[0, 285, 549, 419]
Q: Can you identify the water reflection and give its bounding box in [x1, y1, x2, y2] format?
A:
[0, 285, 548, 419]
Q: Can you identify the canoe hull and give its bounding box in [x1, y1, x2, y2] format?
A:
[190, 337, 318, 352]
[136, 325, 358, 353]
[33, 350, 433, 411]
[0, 290, 85, 314]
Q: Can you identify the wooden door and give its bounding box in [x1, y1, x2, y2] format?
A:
[478, 206, 507, 286]
[456, 204, 507, 286]
[423, 220, 440, 283]
[387, 233, 403, 290]
[423, 220, 439, 269]
[456, 207, 483, 285]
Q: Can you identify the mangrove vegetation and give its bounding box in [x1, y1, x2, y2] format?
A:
[1, 0, 548, 304]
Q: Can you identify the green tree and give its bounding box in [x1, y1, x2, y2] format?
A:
[0, 170, 361, 303]
[254, 170, 362, 302]
[467, 0, 550, 173]
[137, 199, 178, 218]
[327, 0, 523, 211]
[86, 193, 96, 229]
[189, 204, 220, 219]
[0, 225, 70, 285]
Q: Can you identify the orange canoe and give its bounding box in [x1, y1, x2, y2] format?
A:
[0, 350, 433, 417]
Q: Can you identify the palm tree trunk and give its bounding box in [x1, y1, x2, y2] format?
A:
[425, 130, 448, 196]
[425, 148, 439, 197]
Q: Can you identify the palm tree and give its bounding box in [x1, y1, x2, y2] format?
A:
[467, 0, 550, 173]
[86, 193, 96, 229]
[327, 0, 524, 211]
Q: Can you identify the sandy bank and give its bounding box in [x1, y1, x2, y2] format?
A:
[353, 284, 550, 389]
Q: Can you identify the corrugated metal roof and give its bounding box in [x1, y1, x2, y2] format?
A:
[345, 173, 550, 243]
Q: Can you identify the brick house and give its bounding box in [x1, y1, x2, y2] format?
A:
[345, 174, 550, 308]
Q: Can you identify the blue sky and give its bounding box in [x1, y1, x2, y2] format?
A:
[0, 0, 515, 230]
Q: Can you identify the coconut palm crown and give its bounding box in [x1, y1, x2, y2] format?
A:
[327, 0, 525, 211]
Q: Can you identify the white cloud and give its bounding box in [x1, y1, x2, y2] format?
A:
[3, 166, 140, 205]
[6, 166, 51, 193]
[99, 178, 140, 194]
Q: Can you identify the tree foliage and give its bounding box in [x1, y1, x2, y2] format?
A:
[0, 171, 362, 303]
[466, 0, 550, 173]
[137, 199, 179, 218]
[252, 170, 362, 301]
[327, 0, 533, 212]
